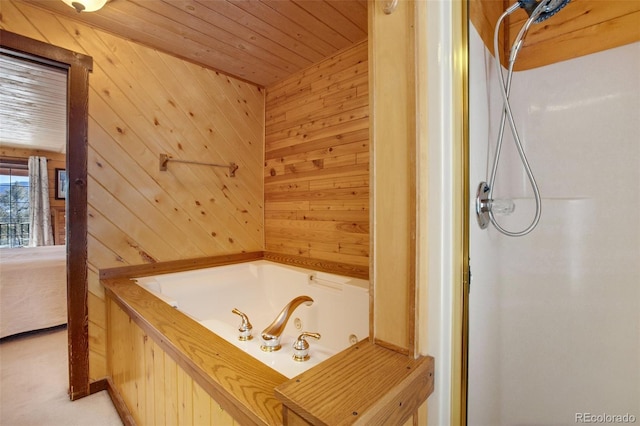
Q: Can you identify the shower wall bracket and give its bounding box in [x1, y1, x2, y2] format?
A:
[476, 182, 517, 230]
[159, 153, 238, 177]
[476, 182, 491, 229]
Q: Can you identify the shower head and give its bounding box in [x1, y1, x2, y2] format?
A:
[518, 0, 570, 23]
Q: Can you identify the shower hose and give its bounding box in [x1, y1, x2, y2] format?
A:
[485, 0, 551, 236]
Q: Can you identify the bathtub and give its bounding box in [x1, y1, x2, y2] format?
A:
[134, 260, 369, 378]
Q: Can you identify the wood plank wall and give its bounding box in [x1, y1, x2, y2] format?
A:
[264, 40, 369, 276]
[1, 1, 264, 381]
[0, 146, 66, 233]
[368, 0, 416, 356]
[107, 298, 239, 425]
[470, 0, 640, 70]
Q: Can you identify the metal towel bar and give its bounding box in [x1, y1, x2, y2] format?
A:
[159, 153, 238, 177]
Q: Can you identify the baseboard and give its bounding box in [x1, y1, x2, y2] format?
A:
[90, 378, 136, 426]
[89, 378, 108, 393]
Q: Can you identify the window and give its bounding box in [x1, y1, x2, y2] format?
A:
[0, 159, 29, 247]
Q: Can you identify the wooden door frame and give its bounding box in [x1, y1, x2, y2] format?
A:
[1, 30, 92, 400]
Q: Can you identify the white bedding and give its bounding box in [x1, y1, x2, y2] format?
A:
[0, 245, 67, 338]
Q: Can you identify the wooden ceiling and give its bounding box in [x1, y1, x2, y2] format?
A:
[0, 52, 68, 153]
[23, 0, 369, 88]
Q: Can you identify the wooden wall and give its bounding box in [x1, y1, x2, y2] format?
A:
[368, 0, 417, 356]
[107, 298, 239, 425]
[470, 0, 640, 70]
[264, 40, 369, 276]
[1, 1, 264, 381]
[0, 146, 66, 244]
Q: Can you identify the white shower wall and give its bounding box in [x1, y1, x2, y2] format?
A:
[468, 24, 640, 425]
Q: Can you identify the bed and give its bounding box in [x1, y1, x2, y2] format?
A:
[0, 245, 67, 339]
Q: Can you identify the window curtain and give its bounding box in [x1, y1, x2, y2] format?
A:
[28, 156, 54, 246]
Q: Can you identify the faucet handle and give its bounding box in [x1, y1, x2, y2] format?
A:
[292, 332, 321, 362]
[231, 308, 253, 341]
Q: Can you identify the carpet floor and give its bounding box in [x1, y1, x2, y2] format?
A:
[0, 326, 123, 426]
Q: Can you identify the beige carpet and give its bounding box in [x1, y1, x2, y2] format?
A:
[0, 326, 123, 426]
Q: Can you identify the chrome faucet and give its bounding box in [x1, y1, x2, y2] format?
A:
[260, 295, 313, 352]
[292, 331, 321, 362]
[231, 308, 253, 341]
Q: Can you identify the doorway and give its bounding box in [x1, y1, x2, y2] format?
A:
[1, 30, 92, 400]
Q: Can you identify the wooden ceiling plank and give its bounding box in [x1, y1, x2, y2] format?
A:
[0, 76, 66, 96]
[261, 0, 352, 50]
[0, 58, 67, 80]
[0, 85, 65, 103]
[0, 108, 65, 124]
[0, 76, 66, 95]
[132, 0, 308, 73]
[112, 0, 291, 80]
[231, 0, 337, 59]
[324, 0, 368, 33]
[0, 56, 66, 88]
[23, 0, 281, 86]
[0, 51, 66, 153]
[198, 0, 326, 65]
[166, 0, 315, 70]
[508, 0, 640, 46]
[1, 85, 66, 104]
[20, 0, 369, 88]
[292, 0, 367, 43]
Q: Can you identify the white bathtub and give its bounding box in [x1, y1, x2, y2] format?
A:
[134, 260, 369, 378]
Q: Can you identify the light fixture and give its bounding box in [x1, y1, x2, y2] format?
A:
[60, 0, 107, 13]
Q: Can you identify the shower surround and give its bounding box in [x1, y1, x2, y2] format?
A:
[468, 24, 640, 425]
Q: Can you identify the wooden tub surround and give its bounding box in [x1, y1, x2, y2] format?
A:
[101, 253, 434, 425]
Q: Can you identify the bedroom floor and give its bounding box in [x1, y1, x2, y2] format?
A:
[0, 326, 123, 426]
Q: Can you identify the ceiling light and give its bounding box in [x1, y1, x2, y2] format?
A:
[60, 0, 107, 13]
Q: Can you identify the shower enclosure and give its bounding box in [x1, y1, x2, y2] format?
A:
[467, 16, 640, 426]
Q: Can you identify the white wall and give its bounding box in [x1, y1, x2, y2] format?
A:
[423, 1, 461, 424]
[468, 23, 640, 425]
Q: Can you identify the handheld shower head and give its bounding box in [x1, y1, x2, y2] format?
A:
[482, 0, 569, 236]
[518, 0, 570, 23]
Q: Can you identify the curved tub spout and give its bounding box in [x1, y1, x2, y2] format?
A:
[260, 296, 313, 351]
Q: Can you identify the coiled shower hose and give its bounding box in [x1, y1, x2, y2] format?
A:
[485, 1, 550, 236]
